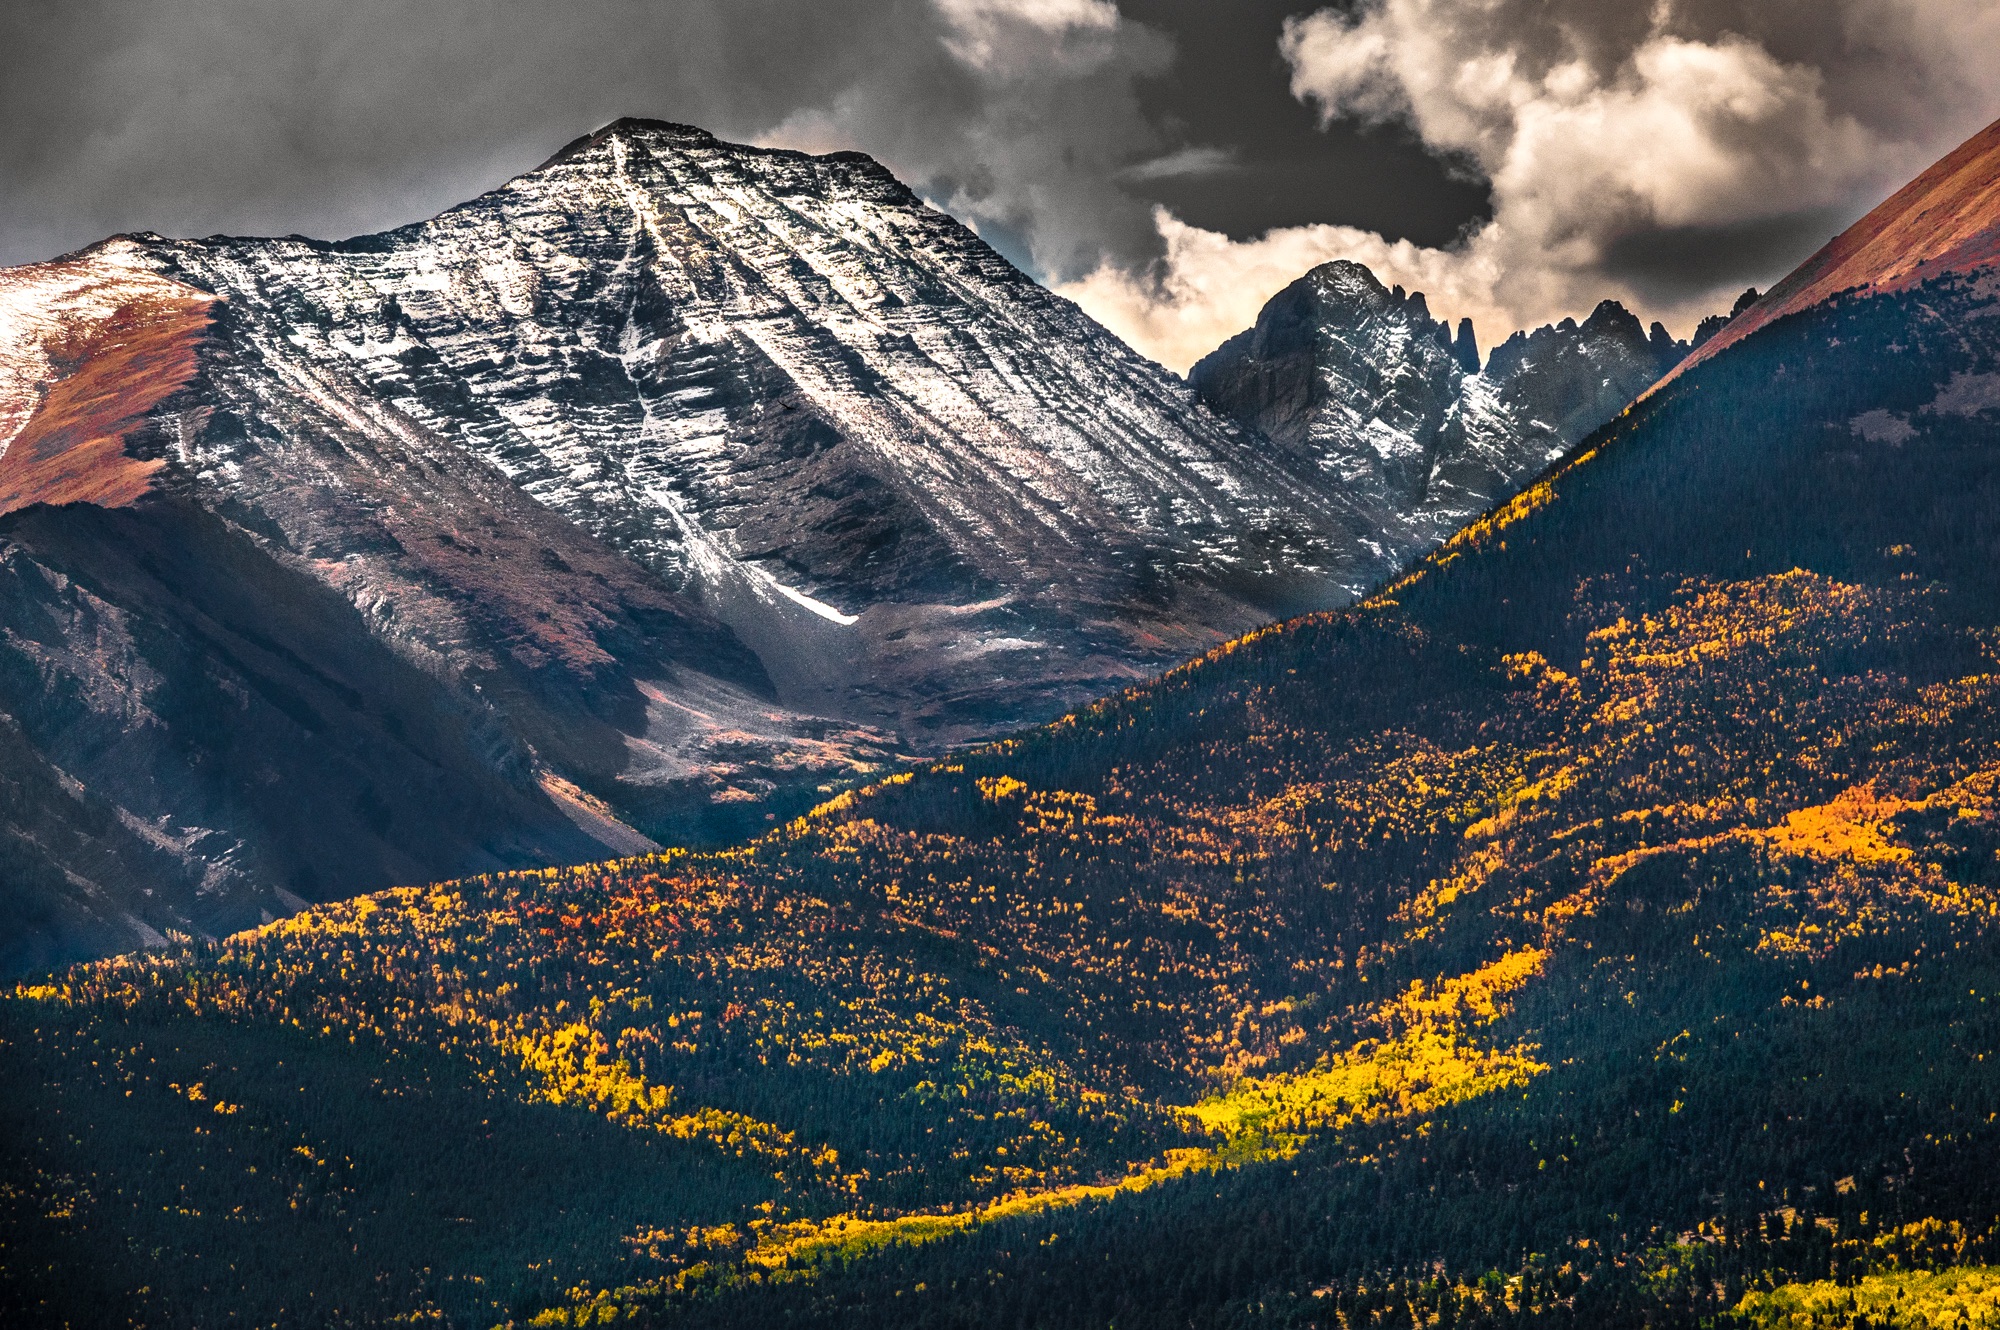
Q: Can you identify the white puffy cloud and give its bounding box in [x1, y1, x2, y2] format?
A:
[1063, 0, 2000, 370]
[1057, 208, 1506, 375]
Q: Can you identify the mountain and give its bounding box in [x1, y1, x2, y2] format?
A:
[1659, 115, 2000, 387]
[0, 118, 1710, 974]
[141, 117, 1386, 736]
[7, 118, 2000, 1329]
[0, 120, 1429, 972]
[1188, 261, 1688, 555]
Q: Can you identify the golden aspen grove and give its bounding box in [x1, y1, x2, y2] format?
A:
[10, 179, 2000, 1330]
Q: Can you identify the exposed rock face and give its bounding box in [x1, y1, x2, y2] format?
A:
[0, 120, 1408, 971]
[1478, 299, 1687, 454]
[143, 120, 1375, 749]
[1189, 262, 1688, 556]
[0, 251, 213, 513]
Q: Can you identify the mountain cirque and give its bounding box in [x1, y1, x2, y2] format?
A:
[0, 119, 1678, 969]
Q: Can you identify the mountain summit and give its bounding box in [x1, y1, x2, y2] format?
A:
[141, 115, 1368, 742]
[1188, 261, 1688, 553]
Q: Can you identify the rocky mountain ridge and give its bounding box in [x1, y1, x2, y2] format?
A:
[1188, 260, 1692, 551]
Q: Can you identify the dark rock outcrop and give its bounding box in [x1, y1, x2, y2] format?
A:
[1189, 262, 1698, 558]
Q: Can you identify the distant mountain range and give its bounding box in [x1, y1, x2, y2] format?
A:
[0, 119, 1716, 972]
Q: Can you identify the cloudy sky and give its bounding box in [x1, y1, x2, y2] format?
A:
[4, 0, 1997, 371]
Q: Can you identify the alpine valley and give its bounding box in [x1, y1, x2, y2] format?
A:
[0, 119, 1691, 973]
[5, 104, 2000, 1330]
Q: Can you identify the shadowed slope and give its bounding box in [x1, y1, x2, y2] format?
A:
[0, 239, 903, 971]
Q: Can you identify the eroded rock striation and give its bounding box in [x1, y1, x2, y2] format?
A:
[0, 121, 1378, 968]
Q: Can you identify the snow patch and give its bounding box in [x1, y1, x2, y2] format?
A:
[770, 581, 860, 625]
[1364, 417, 1421, 460]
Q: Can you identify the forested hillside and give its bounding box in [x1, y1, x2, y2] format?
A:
[7, 135, 2000, 1330]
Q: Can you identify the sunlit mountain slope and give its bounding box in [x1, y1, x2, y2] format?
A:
[0, 120, 1676, 972]
[6, 118, 2000, 1330]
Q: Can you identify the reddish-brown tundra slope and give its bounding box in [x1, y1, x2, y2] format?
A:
[0, 289, 213, 515]
[1658, 114, 2000, 390]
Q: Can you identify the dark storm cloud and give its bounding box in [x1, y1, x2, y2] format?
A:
[1271, 0, 2000, 341]
[0, 1, 1177, 275]
[1600, 209, 1855, 307]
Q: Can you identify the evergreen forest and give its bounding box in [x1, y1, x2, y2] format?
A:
[6, 272, 2000, 1330]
